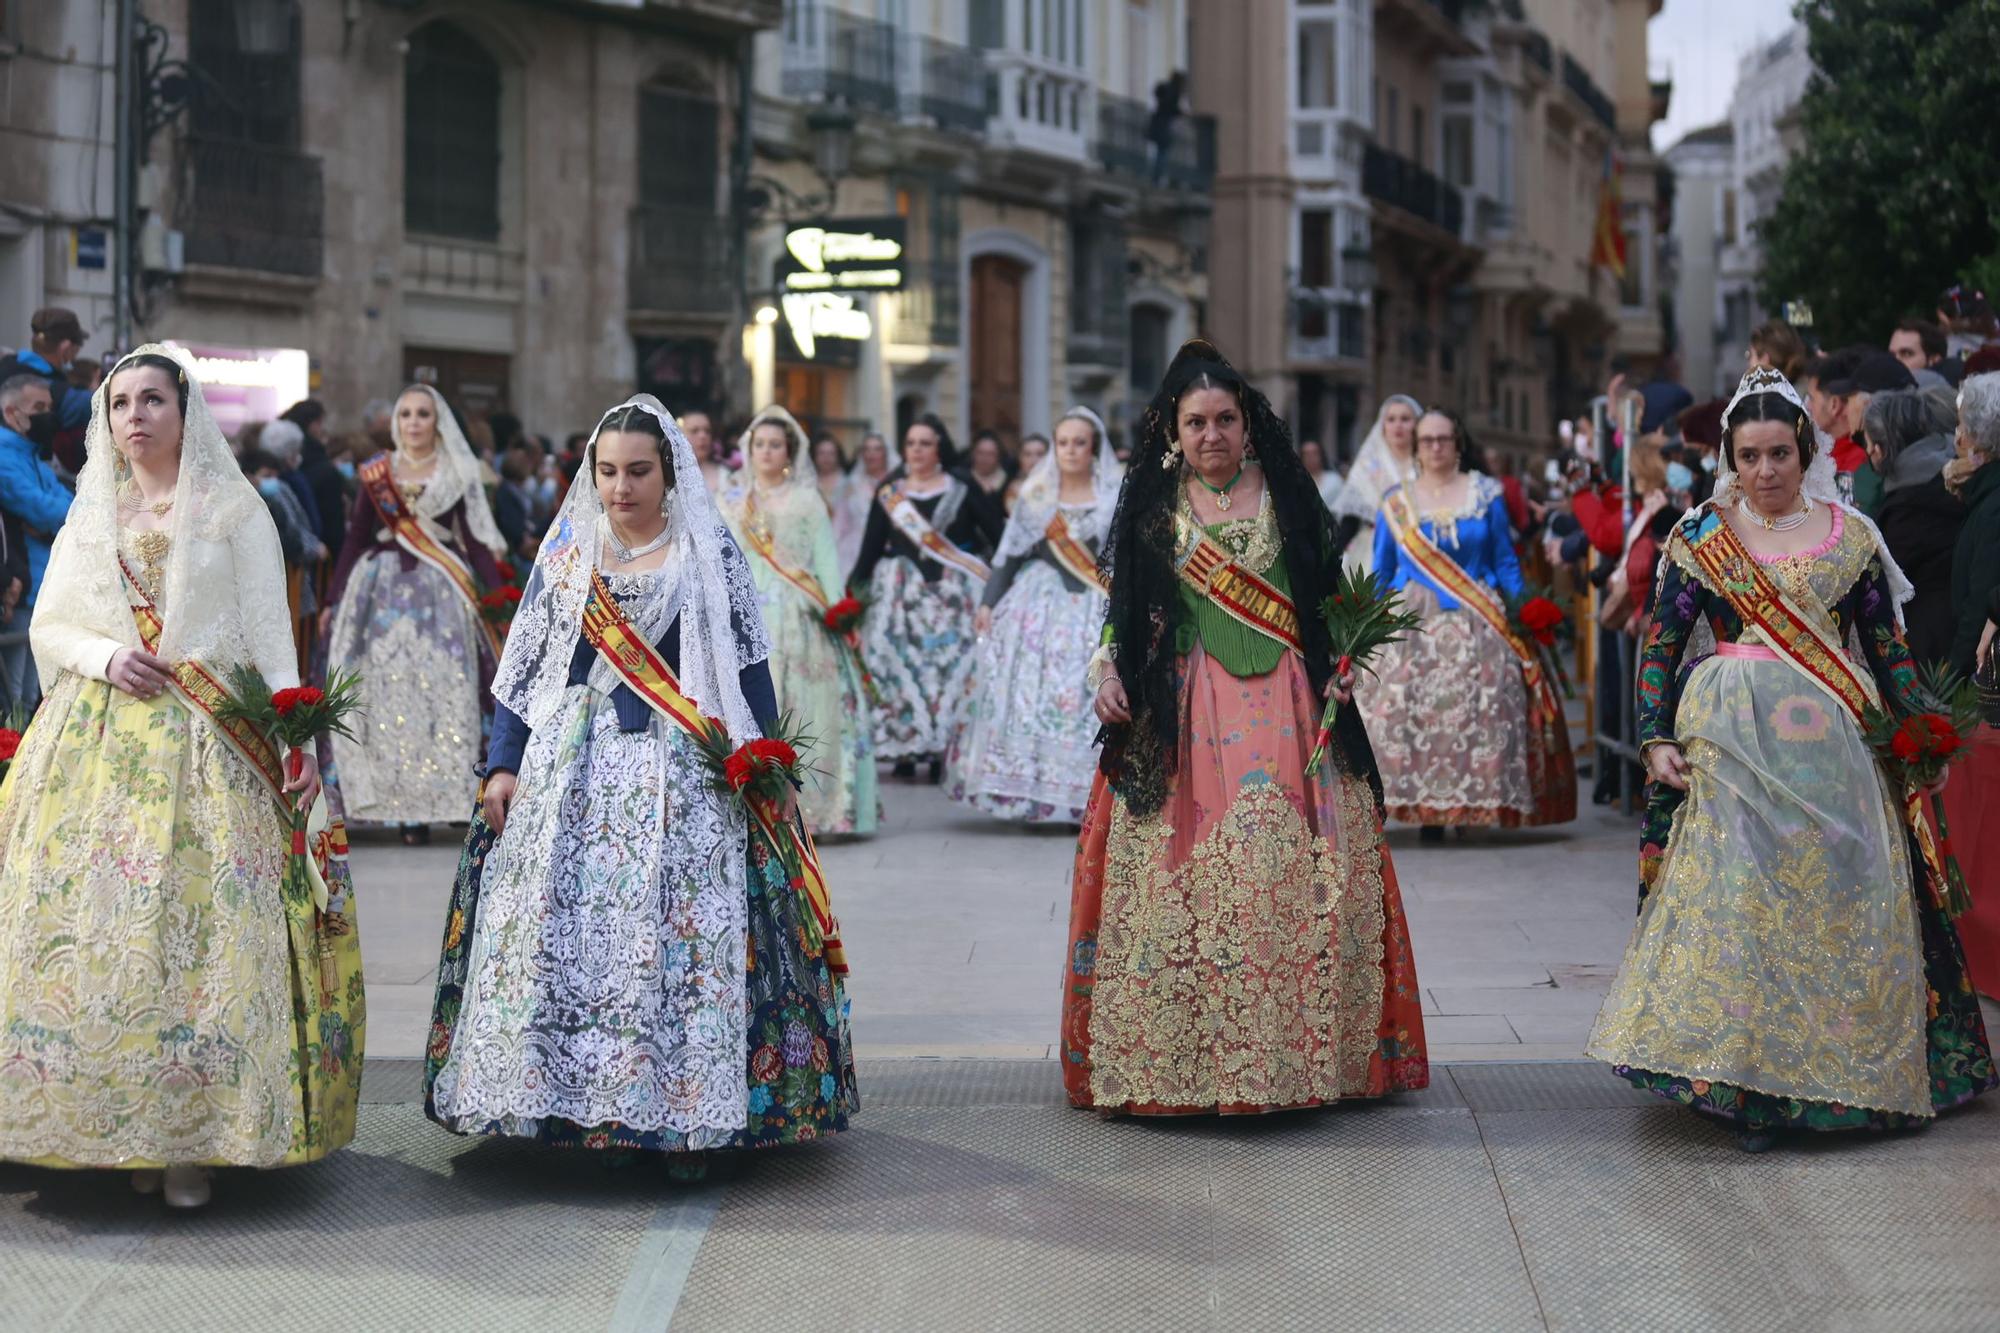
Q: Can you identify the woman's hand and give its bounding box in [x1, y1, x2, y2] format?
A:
[1322, 668, 1355, 706]
[1979, 618, 1996, 671]
[483, 772, 518, 835]
[317, 606, 334, 636]
[281, 747, 322, 814]
[1094, 676, 1131, 725]
[108, 646, 173, 700]
[974, 606, 994, 637]
[1647, 742, 1690, 791]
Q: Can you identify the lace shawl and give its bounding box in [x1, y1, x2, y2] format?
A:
[995, 406, 1123, 563]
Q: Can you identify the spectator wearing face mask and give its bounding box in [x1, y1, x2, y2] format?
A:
[0, 372, 78, 708]
[1676, 399, 1726, 504]
[0, 308, 93, 477]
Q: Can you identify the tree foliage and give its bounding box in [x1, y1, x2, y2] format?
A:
[1758, 0, 2000, 346]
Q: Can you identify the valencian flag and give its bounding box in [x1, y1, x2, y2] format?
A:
[1591, 148, 1627, 279]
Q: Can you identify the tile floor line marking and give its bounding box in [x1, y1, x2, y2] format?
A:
[606, 1183, 727, 1333]
[1453, 1068, 1554, 1333]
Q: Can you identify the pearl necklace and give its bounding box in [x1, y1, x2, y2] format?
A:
[600, 513, 672, 563]
[1738, 494, 1813, 533]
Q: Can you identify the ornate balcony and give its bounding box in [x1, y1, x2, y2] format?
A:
[1561, 52, 1617, 131]
[782, 3, 898, 115]
[889, 260, 961, 349]
[628, 205, 732, 317]
[1362, 141, 1465, 239]
[178, 135, 323, 279]
[898, 32, 986, 134]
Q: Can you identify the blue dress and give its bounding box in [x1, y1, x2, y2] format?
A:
[1357, 473, 1573, 827]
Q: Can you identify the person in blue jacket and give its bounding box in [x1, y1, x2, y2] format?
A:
[0, 372, 76, 707]
[1357, 408, 1576, 836]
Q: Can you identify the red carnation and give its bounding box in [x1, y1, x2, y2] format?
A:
[496, 561, 518, 582]
[0, 728, 19, 762]
[1890, 726, 1922, 762]
[271, 687, 304, 715]
[502, 586, 523, 604]
[723, 751, 753, 791]
[747, 738, 799, 769]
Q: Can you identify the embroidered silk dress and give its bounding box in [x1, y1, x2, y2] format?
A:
[943, 500, 1107, 823]
[324, 453, 505, 825]
[848, 477, 1004, 762]
[1061, 488, 1428, 1114]
[1587, 507, 1996, 1130]
[0, 517, 363, 1170]
[723, 483, 879, 837]
[424, 560, 858, 1153]
[1360, 474, 1575, 827]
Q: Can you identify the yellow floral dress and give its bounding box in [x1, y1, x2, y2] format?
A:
[0, 530, 364, 1168]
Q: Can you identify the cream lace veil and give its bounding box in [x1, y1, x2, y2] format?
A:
[489, 394, 769, 743]
[392, 383, 507, 556]
[43, 343, 271, 666]
[728, 405, 821, 506]
[995, 405, 1122, 565]
[1330, 393, 1423, 523]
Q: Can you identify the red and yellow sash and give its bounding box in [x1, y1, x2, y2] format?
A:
[737, 493, 834, 614]
[578, 569, 848, 975]
[1044, 512, 1108, 595]
[1684, 514, 1952, 906]
[359, 453, 504, 661]
[1384, 488, 1565, 737]
[1173, 525, 1303, 654]
[879, 481, 991, 583]
[119, 559, 351, 908]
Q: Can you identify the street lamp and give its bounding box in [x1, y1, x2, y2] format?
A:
[806, 105, 857, 214]
[1340, 244, 1377, 294]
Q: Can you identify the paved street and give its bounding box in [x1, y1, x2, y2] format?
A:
[354, 776, 1644, 1067]
[8, 774, 2000, 1331]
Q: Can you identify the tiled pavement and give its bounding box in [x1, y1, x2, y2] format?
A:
[352, 776, 1644, 1065]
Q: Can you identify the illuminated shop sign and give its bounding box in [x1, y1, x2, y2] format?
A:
[778, 218, 906, 294]
[781, 291, 872, 360]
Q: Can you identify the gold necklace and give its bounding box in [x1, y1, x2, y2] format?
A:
[118, 479, 176, 517]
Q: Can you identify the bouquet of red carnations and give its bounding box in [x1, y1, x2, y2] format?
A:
[1506, 586, 1575, 698]
[480, 584, 524, 630]
[1303, 566, 1422, 779]
[217, 666, 365, 910]
[0, 724, 20, 787]
[821, 591, 882, 706]
[1862, 662, 1981, 917]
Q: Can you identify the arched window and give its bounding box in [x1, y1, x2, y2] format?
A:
[404, 22, 501, 241]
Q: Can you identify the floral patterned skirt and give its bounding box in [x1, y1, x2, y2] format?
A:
[760, 576, 878, 837]
[1358, 587, 1574, 826]
[424, 686, 856, 1152]
[327, 551, 486, 824]
[944, 562, 1102, 824]
[1061, 647, 1428, 1114]
[0, 674, 364, 1168]
[862, 558, 978, 762]
[1588, 655, 1996, 1129]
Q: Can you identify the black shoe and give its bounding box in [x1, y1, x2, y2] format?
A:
[929, 758, 944, 785]
[400, 823, 431, 847]
[891, 760, 916, 780]
[1737, 1129, 1777, 1154]
[1419, 825, 1445, 845]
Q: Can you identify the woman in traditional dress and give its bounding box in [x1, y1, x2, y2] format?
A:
[722, 407, 878, 837]
[1587, 368, 1996, 1151]
[1330, 393, 1422, 569]
[425, 396, 856, 1159]
[849, 413, 1004, 782]
[1004, 432, 1050, 513]
[0, 347, 364, 1208]
[811, 431, 866, 571]
[944, 408, 1119, 824]
[1064, 340, 1428, 1115]
[1359, 409, 1576, 837]
[323, 384, 507, 844]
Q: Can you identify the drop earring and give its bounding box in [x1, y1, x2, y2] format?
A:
[1160, 440, 1181, 471]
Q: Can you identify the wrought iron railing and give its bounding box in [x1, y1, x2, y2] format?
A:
[1096, 94, 1151, 178]
[1362, 141, 1465, 237]
[900, 33, 986, 133]
[1562, 52, 1617, 130]
[783, 3, 898, 115]
[628, 205, 733, 315]
[1522, 28, 1553, 75]
[179, 135, 324, 278]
